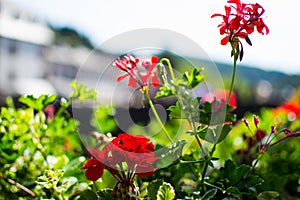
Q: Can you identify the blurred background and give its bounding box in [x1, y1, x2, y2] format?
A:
[0, 0, 299, 116]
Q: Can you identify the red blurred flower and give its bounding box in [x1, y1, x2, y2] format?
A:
[113, 54, 160, 90]
[274, 101, 300, 117]
[43, 104, 55, 121]
[211, 0, 269, 46]
[203, 89, 237, 109]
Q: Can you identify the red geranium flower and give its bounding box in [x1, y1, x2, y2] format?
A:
[111, 133, 155, 153]
[81, 133, 158, 182]
[211, 0, 269, 46]
[113, 54, 160, 90]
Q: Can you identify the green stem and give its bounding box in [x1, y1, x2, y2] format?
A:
[191, 120, 206, 156]
[144, 91, 174, 143]
[160, 57, 207, 156]
[92, 181, 99, 193]
[245, 154, 263, 179]
[252, 156, 260, 169]
[201, 143, 217, 183]
[227, 50, 238, 103]
[180, 158, 205, 164]
[204, 181, 226, 193]
[159, 58, 176, 81]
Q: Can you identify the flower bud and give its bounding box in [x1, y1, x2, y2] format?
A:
[243, 118, 249, 127]
[254, 115, 259, 128]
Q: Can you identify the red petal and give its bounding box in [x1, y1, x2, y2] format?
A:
[151, 56, 159, 64]
[81, 158, 101, 169]
[211, 13, 223, 18]
[82, 158, 105, 181]
[221, 36, 229, 45]
[151, 74, 160, 87]
[128, 76, 138, 88]
[116, 74, 129, 82]
[85, 164, 104, 181]
[225, 6, 231, 17]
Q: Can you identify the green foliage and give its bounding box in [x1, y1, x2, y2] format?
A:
[198, 124, 231, 144]
[92, 104, 117, 133]
[155, 84, 176, 99]
[167, 98, 201, 123]
[97, 189, 116, 200]
[167, 101, 182, 119]
[212, 159, 264, 199]
[1, 59, 299, 200]
[257, 191, 280, 200]
[19, 94, 57, 111]
[199, 101, 236, 126]
[70, 81, 97, 102]
[147, 179, 164, 200]
[78, 190, 99, 200]
[155, 68, 204, 100]
[155, 140, 187, 169]
[156, 182, 176, 200]
[0, 83, 90, 198]
[182, 68, 204, 88]
[202, 189, 218, 200]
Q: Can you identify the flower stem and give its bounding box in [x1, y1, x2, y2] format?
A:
[190, 120, 206, 155]
[144, 91, 174, 144]
[180, 158, 205, 164]
[201, 143, 216, 183]
[159, 58, 176, 81]
[160, 58, 206, 153]
[269, 131, 300, 149]
[228, 49, 238, 103]
[204, 181, 226, 193]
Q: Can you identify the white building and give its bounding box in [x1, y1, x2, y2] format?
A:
[0, 0, 56, 96]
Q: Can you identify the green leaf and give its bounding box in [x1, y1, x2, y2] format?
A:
[36, 169, 64, 189]
[222, 160, 250, 186]
[19, 94, 57, 111]
[243, 175, 264, 187]
[257, 191, 280, 200]
[66, 182, 89, 198]
[155, 84, 175, 99]
[219, 160, 263, 191]
[63, 156, 86, 176]
[199, 101, 236, 126]
[182, 68, 204, 88]
[167, 101, 183, 119]
[92, 104, 117, 133]
[78, 190, 98, 200]
[156, 182, 175, 200]
[147, 179, 164, 200]
[199, 124, 231, 144]
[226, 186, 241, 195]
[53, 155, 69, 170]
[202, 189, 217, 200]
[70, 81, 97, 103]
[155, 140, 187, 169]
[97, 188, 116, 200]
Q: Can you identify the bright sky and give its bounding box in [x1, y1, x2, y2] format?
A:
[11, 0, 300, 75]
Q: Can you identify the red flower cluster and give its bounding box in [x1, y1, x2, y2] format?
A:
[211, 0, 269, 46]
[81, 133, 158, 182]
[113, 54, 160, 90]
[274, 101, 300, 119]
